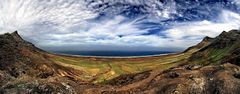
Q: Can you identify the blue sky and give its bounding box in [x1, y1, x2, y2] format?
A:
[0, 0, 240, 51]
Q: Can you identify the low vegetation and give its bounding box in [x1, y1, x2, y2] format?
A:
[49, 48, 199, 83]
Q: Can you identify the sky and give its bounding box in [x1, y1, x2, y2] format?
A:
[0, 0, 240, 51]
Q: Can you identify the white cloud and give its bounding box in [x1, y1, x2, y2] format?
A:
[38, 16, 149, 46]
[162, 10, 240, 48]
[87, 0, 177, 21]
[35, 15, 184, 51]
[0, 0, 97, 34]
[0, 0, 240, 52]
[0, 0, 181, 51]
[234, 0, 240, 5]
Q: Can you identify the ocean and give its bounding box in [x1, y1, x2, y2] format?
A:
[52, 51, 174, 57]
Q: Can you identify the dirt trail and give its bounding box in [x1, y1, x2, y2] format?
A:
[90, 63, 113, 82]
[83, 69, 164, 93]
[115, 69, 162, 91]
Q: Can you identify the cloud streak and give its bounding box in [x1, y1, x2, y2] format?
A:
[0, 0, 97, 34]
[41, 10, 240, 51]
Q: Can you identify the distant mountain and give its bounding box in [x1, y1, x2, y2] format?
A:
[0, 30, 240, 94]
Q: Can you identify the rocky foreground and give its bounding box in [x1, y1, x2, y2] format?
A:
[0, 30, 240, 94]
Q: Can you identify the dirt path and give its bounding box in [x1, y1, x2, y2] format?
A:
[115, 69, 162, 91]
[90, 63, 113, 82]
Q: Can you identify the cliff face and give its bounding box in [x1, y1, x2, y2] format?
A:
[0, 30, 240, 94]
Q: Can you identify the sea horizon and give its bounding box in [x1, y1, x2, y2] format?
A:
[50, 51, 175, 57]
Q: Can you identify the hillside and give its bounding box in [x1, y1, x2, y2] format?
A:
[189, 30, 240, 65]
[0, 30, 240, 94]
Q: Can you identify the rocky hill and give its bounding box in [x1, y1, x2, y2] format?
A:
[189, 30, 240, 65]
[0, 31, 86, 93]
[0, 30, 240, 94]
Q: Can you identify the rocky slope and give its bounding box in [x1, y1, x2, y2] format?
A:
[0, 31, 86, 94]
[0, 30, 240, 94]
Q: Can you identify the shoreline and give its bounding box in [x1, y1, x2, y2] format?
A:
[52, 52, 178, 58]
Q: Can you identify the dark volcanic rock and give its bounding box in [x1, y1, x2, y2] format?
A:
[189, 29, 240, 64]
[0, 31, 79, 94]
[211, 30, 240, 49]
[0, 31, 25, 77]
[0, 31, 53, 78]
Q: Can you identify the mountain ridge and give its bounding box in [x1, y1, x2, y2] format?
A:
[189, 29, 240, 65]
